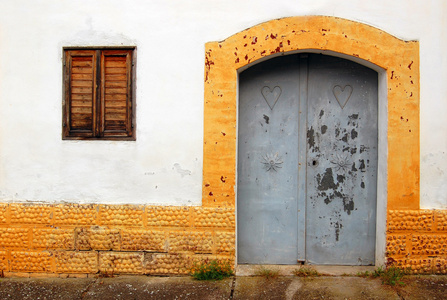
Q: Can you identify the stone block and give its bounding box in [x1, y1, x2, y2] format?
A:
[75, 227, 120, 250]
[10, 251, 52, 273]
[32, 228, 74, 250]
[54, 204, 97, 225]
[147, 206, 190, 227]
[386, 234, 407, 256]
[0, 251, 8, 271]
[435, 210, 447, 231]
[99, 205, 144, 227]
[388, 210, 433, 231]
[215, 231, 235, 254]
[411, 234, 447, 256]
[121, 229, 166, 251]
[168, 231, 213, 253]
[55, 251, 98, 274]
[99, 252, 143, 274]
[190, 254, 234, 265]
[0, 228, 29, 248]
[434, 258, 447, 274]
[144, 253, 190, 275]
[10, 204, 52, 224]
[193, 207, 235, 228]
[0, 204, 8, 223]
[392, 258, 433, 274]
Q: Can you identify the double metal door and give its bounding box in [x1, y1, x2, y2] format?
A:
[237, 54, 378, 265]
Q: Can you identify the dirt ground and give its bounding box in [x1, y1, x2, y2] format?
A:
[0, 275, 445, 299]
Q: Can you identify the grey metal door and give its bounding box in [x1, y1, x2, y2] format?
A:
[237, 56, 301, 264]
[237, 54, 377, 265]
[305, 55, 378, 265]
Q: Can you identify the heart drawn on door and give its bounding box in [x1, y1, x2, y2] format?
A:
[261, 86, 282, 110]
[332, 85, 353, 109]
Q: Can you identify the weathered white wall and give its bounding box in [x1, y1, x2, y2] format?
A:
[0, 0, 445, 208]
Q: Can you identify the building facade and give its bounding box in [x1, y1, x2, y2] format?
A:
[0, 1, 446, 276]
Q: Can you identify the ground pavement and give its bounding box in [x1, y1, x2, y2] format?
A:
[0, 274, 445, 299]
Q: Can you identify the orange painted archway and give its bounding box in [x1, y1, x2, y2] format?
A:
[202, 16, 419, 211]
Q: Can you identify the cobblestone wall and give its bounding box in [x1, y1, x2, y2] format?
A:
[1, 204, 446, 276]
[387, 210, 447, 274]
[0, 203, 235, 277]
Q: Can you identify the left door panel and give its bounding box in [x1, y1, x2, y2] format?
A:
[237, 56, 301, 264]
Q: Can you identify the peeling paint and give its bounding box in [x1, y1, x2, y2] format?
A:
[337, 174, 345, 183]
[319, 110, 325, 118]
[173, 163, 191, 177]
[307, 127, 316, 150]
[359, 159, 366, 172]
[263, 114, 270, 124]
[317, 168, 338, 191]
[343, 197, 355, 215]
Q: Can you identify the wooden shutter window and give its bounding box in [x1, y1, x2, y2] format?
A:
[63, 48, 134, 140]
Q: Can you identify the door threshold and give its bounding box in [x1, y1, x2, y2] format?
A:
[236, 264, 376, 276]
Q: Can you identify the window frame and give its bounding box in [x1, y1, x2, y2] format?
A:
[62, 46, 136, 140]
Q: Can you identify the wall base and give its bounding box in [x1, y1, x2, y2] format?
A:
[0, 203, 235, 276]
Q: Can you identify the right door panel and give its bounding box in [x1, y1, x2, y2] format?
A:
[305, 54, 378, 265]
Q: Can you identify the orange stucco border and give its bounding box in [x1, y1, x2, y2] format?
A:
[202, 16, 420, 210]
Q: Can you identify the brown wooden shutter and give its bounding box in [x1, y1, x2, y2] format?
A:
[63, 48, 134, 140]
[100, 50, 132, 137]
[64, 50, 97, 138]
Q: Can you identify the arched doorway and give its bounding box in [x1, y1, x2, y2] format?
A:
[201, 16, 419, 268]
[237, 53, 378, 265]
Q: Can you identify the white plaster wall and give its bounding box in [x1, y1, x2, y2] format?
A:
[0, 0, 445, 208]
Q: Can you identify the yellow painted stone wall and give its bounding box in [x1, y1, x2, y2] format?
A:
[387, 210, 447, 274]
[1, 16, 445, 276]
[0, 203, 234, 277]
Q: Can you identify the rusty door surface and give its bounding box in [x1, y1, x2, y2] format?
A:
[305, 55, 378, 265]
[237, 54, 377, 265]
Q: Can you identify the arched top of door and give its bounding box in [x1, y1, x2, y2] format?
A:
[202, 16, 420, 210]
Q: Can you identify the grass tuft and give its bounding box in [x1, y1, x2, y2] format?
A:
[356, 265, 406, 286]
[356, 270, 371, 277]
[376, 266, 406, 286]
[190, 259, 234, 280]
[254, 265, 280, 279]
[293, 266, 320, 277]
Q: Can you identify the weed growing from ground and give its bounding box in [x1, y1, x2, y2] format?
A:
[254, 265, 280, 279]
[293, 266, 320, 277]
[356, 270, 371, 277]
[356, 265, 406, 286]
[190, 259, 234, 280]
[377, 266, 406, 286]
[371, 266, 385, 278]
